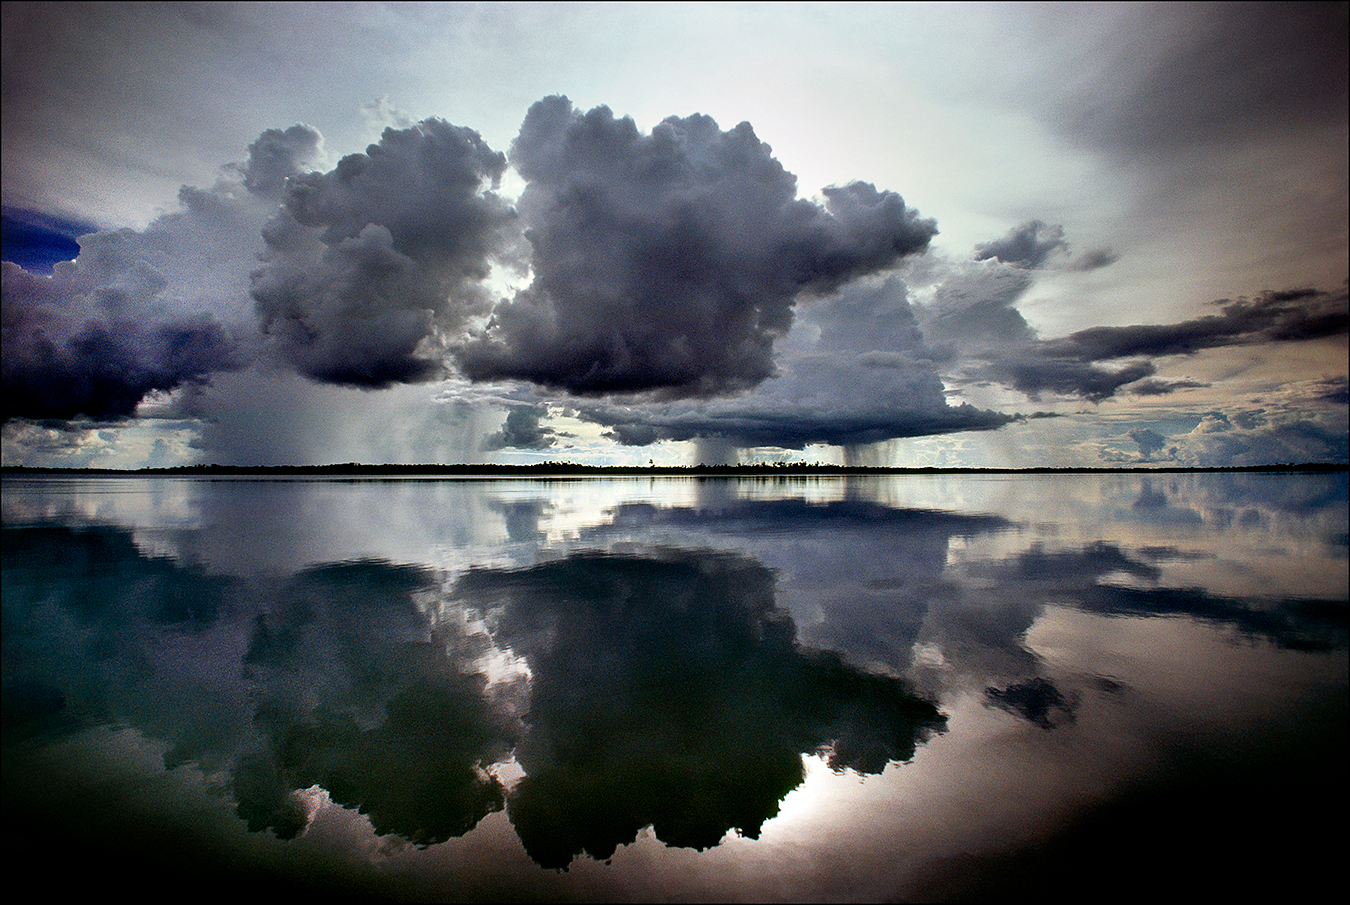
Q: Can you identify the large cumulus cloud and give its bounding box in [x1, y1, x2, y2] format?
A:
[250, 118, 516, 388]
[454, 96, 938, 398]
[3, 98, 957, 455]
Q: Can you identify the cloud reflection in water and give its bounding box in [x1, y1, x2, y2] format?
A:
[453, 549, 946, 867]
[1, 472, 1345, 897]
[2, 523, 947, 867]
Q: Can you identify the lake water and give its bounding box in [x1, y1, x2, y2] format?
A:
[3, 472, 1346, 901]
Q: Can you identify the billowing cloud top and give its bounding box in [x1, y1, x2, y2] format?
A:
[251, 118, 515, 389]
[455, 96, 938, 398]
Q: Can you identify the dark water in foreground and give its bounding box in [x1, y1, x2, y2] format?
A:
[3, 473, 1346, 901]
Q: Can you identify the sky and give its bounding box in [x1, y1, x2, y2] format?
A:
[2, 1, 1347, 469]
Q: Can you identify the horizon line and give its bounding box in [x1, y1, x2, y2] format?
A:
[3, 462, 1347, 477]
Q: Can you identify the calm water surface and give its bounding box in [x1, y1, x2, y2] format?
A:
[3, 473, 1346, 901]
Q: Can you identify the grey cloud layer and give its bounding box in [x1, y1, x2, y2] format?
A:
[1002, 285, 1348, 403]
[455, 97, 938, 397]
[567, 275, 1018, 450]
[917, 252, 1349, 403]
[1038, 287, 1350, 362]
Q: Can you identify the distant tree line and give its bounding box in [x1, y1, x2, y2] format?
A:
[2, 462, 1346, 477]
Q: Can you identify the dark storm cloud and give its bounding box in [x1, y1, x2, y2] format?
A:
[973, 220, 1068, 269]
[482, 405, 558, 451]
[1, 260, 242, 422]
[1127, 378, 1210, 396]
[0, 124, 328, 424]
[454, 96, 938, 398]
[994, 358, 1158, 404]
[1037, 287, 1350, 362]
[910, 258, 1156, 403]
[971, 221, 1117, 273]
[1129, 428, 1168, 458]
[579, 397, 1018, 450]
[3, 98, 944, 435]
[923, 266, 1347, 403]
[251, 118, 516, 389]
[988, 284, 1348, 402]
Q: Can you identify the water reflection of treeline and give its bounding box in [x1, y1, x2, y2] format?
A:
[4, 462, 1347, 477]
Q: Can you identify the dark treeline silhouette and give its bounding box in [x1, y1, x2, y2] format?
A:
[2, 462, 1346, 477]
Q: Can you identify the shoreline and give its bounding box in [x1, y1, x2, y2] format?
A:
[3, 462, 1346, 477]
